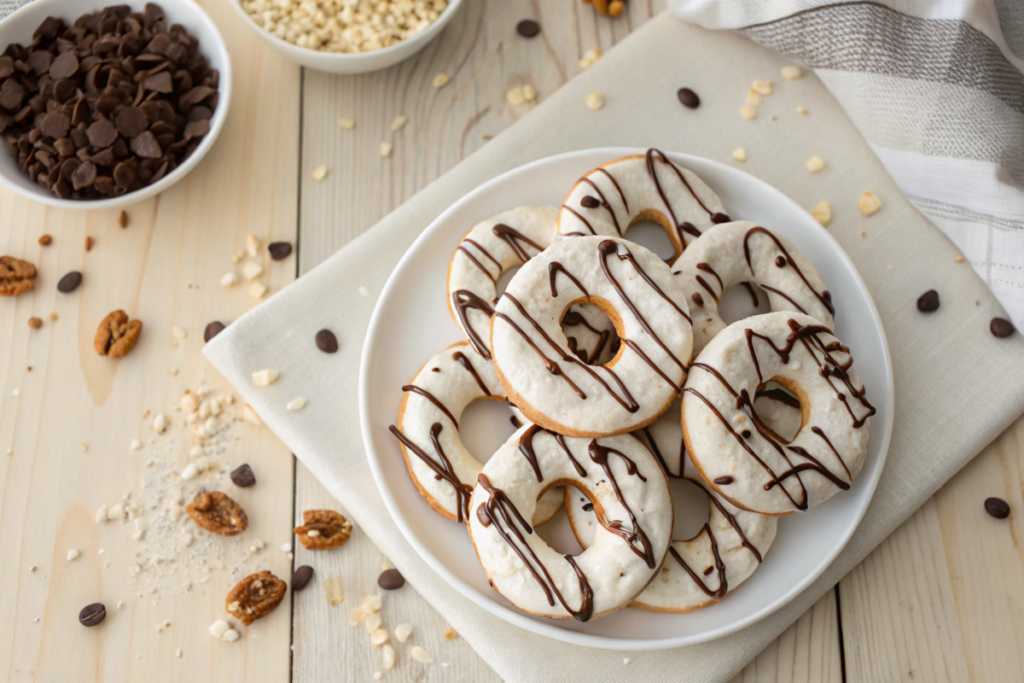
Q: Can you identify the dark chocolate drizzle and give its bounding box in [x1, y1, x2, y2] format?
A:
[452, 351, 490, 396]
[743, 227, 835, 317]
[549, 262, 590, 298]
[562, 309, 612, 365]
[579, 177, 622, 236]
[492, 223, 545, 263]
[452, 290, 495, 359]
[644, 148, 716, 236]
[390, 423, 472, 522]
[587, 441, 655, 567]
[402, 385, 458, 427]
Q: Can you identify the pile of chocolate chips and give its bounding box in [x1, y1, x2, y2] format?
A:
[0, 3, 219, 200]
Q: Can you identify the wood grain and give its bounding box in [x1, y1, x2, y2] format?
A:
[0, 0, 299, 680]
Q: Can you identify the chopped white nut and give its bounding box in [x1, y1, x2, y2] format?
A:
[380, 142, 393, 158]
[383, 644, 396, 670]
[506, 86, 525, 106]
[444, 624, 457, 640]
[153, 413, 167, 435]
[322, 574, 345, 606]
[227, 600, 240, 612]
[578, 48, 600, 69]
[811, 201, 832, 227]
[395, 622, 412, 643]
[740, 105, 756, 120]
[623, 657, 631, 664]
[746, 88, 763, 106]
[95, 505, 107, 523]
[338, 118, 356, 130]
[363, 595, 383, 613]
[311, 165, 328, 181]
[411, 646, 433, 663]
[180, 463, 199, 480]
[358, 286, 370, 297]
[222, 629, 240, 642]
[233, 251, 244, 263]
[732, 148, 747, 162]
[246, 234, 260, 257]
[10, 388, 19, 398]
[180, 391, 199, 413]
[796, 106, 807, 115]
[209, 620, 230, 639]
[586, 91, 604, 110]
[280, 542, 292, 553]
[171, 325, 187, 340]
[391, 115, 408, 131]
[752, 80, 773, 95]
[251, 368, 280, 387]
[175, 648, 182, 658]
[432, 72, 449, 88]
[286, 397, 307, 411]
[806, 156, 825, 173]
[218, 272, 238, 290]
[781, 65, 803, 80]
[373, 673, 382, 681]
[66, 549, 80, 562]
[370, 628, 389, 647]
[129, 438, 141, 451]
[307, 529, 321, 538]
[859, 191, 882, 215]
[107, 502, 125, 521]
[250, 282, 269, 299]
[243, 404, 263, 426]
[365, 612, 382, 633]
[242, 262, 264, 281]
[522, 84, 537, 102]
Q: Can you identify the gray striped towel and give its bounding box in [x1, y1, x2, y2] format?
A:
[671, 0, 1024, 326]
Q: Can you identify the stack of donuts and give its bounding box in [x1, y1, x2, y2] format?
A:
[389, 150, 876, 622]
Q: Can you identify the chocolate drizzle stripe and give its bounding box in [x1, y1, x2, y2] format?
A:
[695, 275, 720, 304]
[645, 149, 715, 233]
[621, 339, 681, 392]
[579, 177, 622, 236]
[518, 425, 546, 482]
[743, 227, 835, 316]
[549, 262, 590, 298]
[696, 262, 723, 289]
[596, 167, 629, 214]
[493, 309, 588, 400]
[561, 205, 596, 235]
[563, 310, 611, 365]
[456, 245, 497, 283]
[492, 224, 545, 263]
[390, 424, 472, 521]
[759, 284, 809, 314]
[452, 351, 490, 396]
[553, 432, 588, 477]
[588, 441, 655, 567]
[402, 385, 458, 427]
[812, 425, 851, 479]
[452, 290, 494, 359]
[669, 528, 726, 598]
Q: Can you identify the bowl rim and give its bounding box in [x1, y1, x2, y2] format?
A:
[0, 0, 233, 210]
[226, 0, 464, 64]
[358, 147, 896, 650]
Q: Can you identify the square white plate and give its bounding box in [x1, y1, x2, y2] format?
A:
[359, 148, 894, 650]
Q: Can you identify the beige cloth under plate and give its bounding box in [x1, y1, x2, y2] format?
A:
[204, 13, 1024, 683]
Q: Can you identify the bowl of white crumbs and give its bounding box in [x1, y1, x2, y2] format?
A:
[232, 0, 462, 74]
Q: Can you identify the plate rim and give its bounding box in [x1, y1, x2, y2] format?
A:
[359, 147, 895, 650]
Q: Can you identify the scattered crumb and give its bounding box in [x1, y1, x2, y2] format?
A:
[390, 115, 408, 131]
[246, 235, 260, 257]
[373, 673, 382, 681]
[806, 156, 825, 173]
[383, 643, 396, 669]
[358, 286, 370, 297]
[796, 106, 807, 115]
[740, 105, 756, 120]
[251, 369, 280, 387]
[411, 646, 433, 664]
[67, 549, 80, 562]
[242, 262, 264, 281]
[243, 404, 263, 426]
[250, 282, 268, 300]
[380, 142, 393, 158]
[209, 620, 229, 639]
[781, 65, 803, 80]
[522, 84, 537, 102]
[222, 629, 240, 642]
[432, 72, 449, 88]
[323, 574, 345, 606]
[286, 397, 307, 411]
[444, 623, 457, 640]
[578, 48, 600, 70]
[311, 165, 328, 181]
[171, 326, 187, 341]
[752, 80, 773, 95]
[955, 256, 965, 263]
[395, 622, 412, 643]
[131, 439, 142, 451]
[233, 251, 245, 264]
[624, 657, 631, 665]
[27, 316, 42, 329]
[732, 148, 747, 162]
[119, 211, 129, 228]
[220, 272, 238, 288]
[370, 628, 389, 647]
[85, 236, 94, 251]
[38, 234, 52, 245]
[586, 91, 604, 110]
[810, 201, 832, 227]
[506, 86, 525, 106]
[860, 230, 866, 237]
[887, 264, 893, 272]
[153, 414, 168, 435]
[746, 88, 762, 106]
[48, 312, 58, 321]
[338, 118, 356, 130]
[11, 388, 20, 398]
[859, 191, 882, 215]
[175, 648, 182, 658]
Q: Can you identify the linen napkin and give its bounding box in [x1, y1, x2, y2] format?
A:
[670, 0, 1024, 326]
[204, 13, 1024, 683]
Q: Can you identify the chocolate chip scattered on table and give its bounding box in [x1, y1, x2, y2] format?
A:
[291, 565, 314, 592]
[985, 496, 1010, 519]
[79, 602, 106, 627]
[516, 19, 541, 38]
[230, 463, 256, 487]
[378, 568, 405, 590]
[57, 270, 82, 293]
[991, 317, 1015, 338]
[917, 289, 939, 313]
[204, 320, 225, 342]
[0, 3, 219, 200]
[677, 87, 700, 109]
[315, 328, 338, 353]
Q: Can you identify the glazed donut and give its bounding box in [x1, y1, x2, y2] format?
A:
[468, 426, 673, 621]
[389, 342, 563, 525]
[557, 150, 730, 261]
[490, 236, 693, 437]
[447, 205, 618, 363]
[565, 399, 777, 613]
[683, 312, 876, 515]
[672, 222, 835, 354]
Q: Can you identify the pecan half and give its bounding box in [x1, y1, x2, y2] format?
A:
[293, 509, 352, 550]
[226, 571, 286, 625]
[186, 491, 248, 536]
[0, 256, 37, 296]
[94, 310, 143, 358]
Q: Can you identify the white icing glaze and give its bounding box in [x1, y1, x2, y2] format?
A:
[447, 205, 617, 364]
[468, 427, 673, 620]
[566, 399, 777, 613]
[557, 151, 727, 261]
[672, 222, 834, 354]
[393, 341, 563, 524]
[683, 312, 875, 515]
[491, 236, 693, 437]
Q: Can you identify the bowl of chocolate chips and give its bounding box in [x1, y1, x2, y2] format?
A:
[0, 0, 231, 208]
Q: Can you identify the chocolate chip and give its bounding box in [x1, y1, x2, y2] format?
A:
[144, 71, 173, 94]
[991, 317, 1015, 338]
[0, 78, 26, 111]
[230, 463, 256, 488]
[291, 565, 314, 592]
[775, 256, 787, 268]
[691, 292, 704, 307]
[985, 497, 1010, 519]
[79, 603, 106, 627]
[48, 50, 79, 80]
[72, 161, 97, 190]
[39, 110, 71, 140]
[183, 119, 210, 139]
[378, 568, 405, 590]
[315, 329, 339, 354]
[580, 195, 600, 209]
[115, 106, 148, 139]
[713, 476, 734, 485]
[86, 119, 118, 148]
[917, 289, 939, 313]
[268, 241, 293, 261]
[130, 130, 162, 159]
[57, 270, 82, 293]
[204, 321, 226, 342]
[711, 212, 731, 224]
[516, 19, 541, 38]
[677, 87, 700, 109]
[741, 430, 751, 439]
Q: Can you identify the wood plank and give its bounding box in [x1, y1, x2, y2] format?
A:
[294, 2, 842, 681]
[0, 0, 299, 680]
[841, 411, 1024, 683]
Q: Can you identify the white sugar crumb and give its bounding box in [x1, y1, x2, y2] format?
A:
[66, 549, 80, 561]
[781, 65, 803, 80]
[740, 105, 756, 120]
[286, 397, 307, 411]
[246, 234, 260, 258]
[623, 657, 631, 665]
[280, 543, 292, 553]
[411, 646, 433, 663]
[859, 191, 882, 215]
[311, 165, 328, 181]
[373, 672, 382, 681]
[96, 505, 108, 523]
[11, 388, 20, 397]
[383, 644, 396, 669]
[432, 72, 449, 88]
[380, 141, 393, 158]
[153, 413, 167, 435]
[358, 286, 370, 297]
[210, 620, 230, 639]
[131, 439, 143, 451]
[811, 200, 832, 227]
[252, 369, 280, 386]
[732, 148, 747, 162]
[586, 91, 604, 110]
[390, 115, 408, 131]
[395, 622, 412, 643]
[578, 48, 600, 70]
[338, 117, 356, 130]
[222, 629, 240, 642]
[242, 262, 264, 281]
[180, 463, 199, 480]
[806, 156, 825, 173]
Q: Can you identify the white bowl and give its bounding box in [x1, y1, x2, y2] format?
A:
[360, 148, 895, 650]
[0, 0, 232, 210]
[229, 0, 464, 74]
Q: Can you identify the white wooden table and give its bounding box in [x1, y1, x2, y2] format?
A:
[2, 2, 1022, 681]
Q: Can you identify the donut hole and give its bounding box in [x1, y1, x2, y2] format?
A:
[459, 397, 521, 464]
[560, 304, 620, 366]
[672, 478, 711, 541]
[717, 281, 771, 325]
[537, 485, 587, 556]
[624, 217, 677, 261]
[751, 381, 803, 443]
[494, 265, 521, 298]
